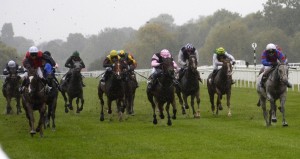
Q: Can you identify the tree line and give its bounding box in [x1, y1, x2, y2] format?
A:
[1, 0, 299, 71]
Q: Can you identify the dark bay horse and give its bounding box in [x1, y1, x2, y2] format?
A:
[22, 68, 47, 137]
[2, 67, 22, 114]
[256, 63, 289, 127]
[61, 62, 84, 113]
[98, 60, 125, 121]
[176, 55, 200, 118]
[147, 57, 177, 126]
[207, 59, 233, 116]
[121, 60, 137, 115]
[45, 73, 59, 130]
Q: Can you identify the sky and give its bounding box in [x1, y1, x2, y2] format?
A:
[1, 0, 267, 44]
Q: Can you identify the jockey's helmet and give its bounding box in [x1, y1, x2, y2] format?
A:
[216, 47, 225, 55]
[29, 46, 38, 57]
[160, 49, 171, 58]
[266, 43, 276, 55]
[72, 51, 80, 57]
[110, 50, 118, 57]
[44, 51, 51, 57]
[185, 43, 193, 50]
[8, 60, 16, 68]
[118, 50, 125, 56]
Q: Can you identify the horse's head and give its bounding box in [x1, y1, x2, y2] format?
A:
[276, 63, 289, 84]
[161, 57, 175, 78]
[7, 67, 19, 81]
[71, 61, 83, 77]
[187, 55, 198, 72]
[221, 59, 233, 76]
[27, 69, 42, 93]
[112, 60, 124, 80]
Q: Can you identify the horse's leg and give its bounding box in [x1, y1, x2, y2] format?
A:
[176, 89, 185, 115]
[271, 99, 277, 123]
[76, 97, 80, 113]
[171, 98, 177, 120]
[280, 96, 288, 126]
[37, 104, 46, 137]
[6, 97, 12, 114]
[208, 89, 215, 115]
[147, 92, 157, 124]
[117, 99, 123, 122]
[68, 96, 74, 111]
[98, 87, 105, 121]
[226, 92, 232, 117]
[107, 99, 113, 121]
[16, 96, 22, 114]
[61, 91, 69, 113]
[260, 96, 269, 126]
[190, 95, 199, 118]
[158, 102, 165, 119]
[196, 91, 201, 118]
[26, 103, 36, 136]
[79, 94, 84, 112]
[51, 99, 57, 130]
[166, 102, 172, 126]
[269, 98, 276, 125]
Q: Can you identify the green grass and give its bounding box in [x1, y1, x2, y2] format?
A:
[0, 78, 300, 159]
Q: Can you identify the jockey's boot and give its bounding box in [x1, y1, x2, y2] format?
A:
[41, 78, 52, 93]
[260, 74, 267, 88]
[210, 70, 217, 85]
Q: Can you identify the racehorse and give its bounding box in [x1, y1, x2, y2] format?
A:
[44, 73, 59, 130]
[98, 60, 125, 121]
[22, 68, 47, 137]
[2, 66, 22, 114]
[147, 57, 177, 126]
[120, 60, 137, 115]
[256, 63, 289, 127]
[61, 61, 84, 113]
[207, 59, 233, 116]
[176, 54, 200, 118]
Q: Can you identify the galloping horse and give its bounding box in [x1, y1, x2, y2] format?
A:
[147, 57, 177, 126]
[98, 60, 125, 121]
[2, 66, 22, 114]
[176, 54, 200, 118]
[207, 59, 233, 116]
[256, 63, 289, 127]
[45, 73, 59, 130]
[22, 68, 47, 137]
[120, 60, 137, 115]
[61, 61, 84, 113]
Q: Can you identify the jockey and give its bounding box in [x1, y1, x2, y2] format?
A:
[118, 50, 138, 87]
[62, 51, 86, 87]
[147, 49, 179, 90]
[2, 60, 22, 88]
[178, 43, 202, 82]
[42, 51, 61, 91]
[101, 50, 120, 82]
[260, 43, 292, 88]
[210, 47, 236, 84]
[20, 46, 56, 93]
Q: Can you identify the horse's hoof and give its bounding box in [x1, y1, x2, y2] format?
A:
[282, 122, 288, 127]
[30, 130, 36, 134]
[228, 113, 232, 117]
[271, 118, 277, 123]
[159, 114, 164, 119]
[65, 108, 69, 113]
[108, 110, 112, 114]
[153, 119, 158, 125]
[36, 127, 40, 132]
[219, 106, 223, 110]
[167, 120, 172, 126]
[100, 117, 104, 121]
[172, 115, 176, 120]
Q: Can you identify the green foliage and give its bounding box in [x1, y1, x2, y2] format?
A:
[0, 41, 21, 70]
[0, 78, 300, 159]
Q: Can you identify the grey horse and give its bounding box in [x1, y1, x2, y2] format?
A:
[256, 63, 289, 127]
